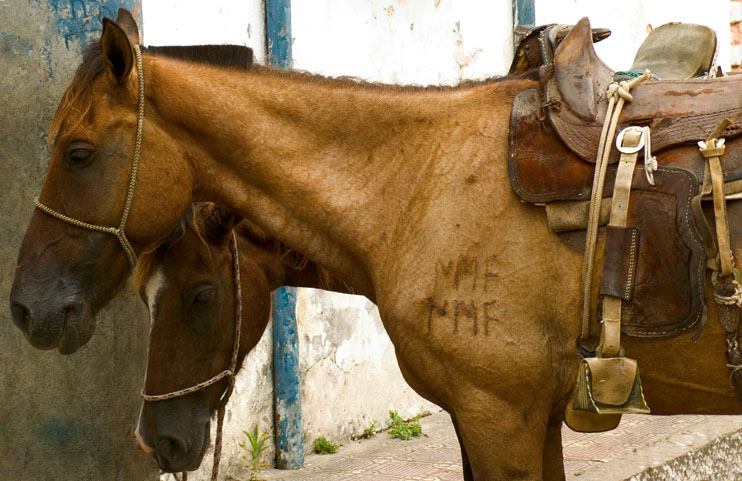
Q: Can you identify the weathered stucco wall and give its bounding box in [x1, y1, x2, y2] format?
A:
[0, 2, 159, 480]
[295, 290, 440, 449]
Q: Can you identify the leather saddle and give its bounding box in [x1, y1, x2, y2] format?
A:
[508, 18, 742, 338]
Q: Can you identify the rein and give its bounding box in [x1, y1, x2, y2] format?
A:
[33, 44, 146, 268]
[143, 232, 243, 481]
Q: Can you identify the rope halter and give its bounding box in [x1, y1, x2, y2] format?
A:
[33, 44, 146, 269]
[141, 231, 243, 403]
[142, 232, 243, 481]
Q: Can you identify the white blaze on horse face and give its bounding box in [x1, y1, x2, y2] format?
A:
[143, 266, 167, 323]
[135, 266, 167, 454]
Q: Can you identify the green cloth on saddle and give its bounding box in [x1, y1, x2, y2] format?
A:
[629, 22, 717, 80]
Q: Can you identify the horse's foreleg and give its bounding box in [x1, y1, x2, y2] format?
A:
[453, 392, 551, 481]
[451, 415, 474, 481]
[541, 414, 566, 481]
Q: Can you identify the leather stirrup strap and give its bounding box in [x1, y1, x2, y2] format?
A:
[579, 73, 651, 347]
[600, 127, 643, 357]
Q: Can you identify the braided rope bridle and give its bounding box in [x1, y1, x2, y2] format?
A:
[33, 44, 146, 268]
[143, 232, 243, 481]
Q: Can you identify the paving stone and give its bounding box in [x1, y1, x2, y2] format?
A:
[261, 411, 742, 480]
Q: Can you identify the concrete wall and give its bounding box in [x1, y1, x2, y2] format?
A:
[0, 2, 159, 480]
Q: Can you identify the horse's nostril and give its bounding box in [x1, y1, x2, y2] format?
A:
[10, 301, 31, 333]
[156, 435, 188, 465]
[67, 302, 83, 317]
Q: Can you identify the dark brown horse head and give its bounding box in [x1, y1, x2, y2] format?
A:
[9, 10, 253, 353]
[135, 203, 340, 473]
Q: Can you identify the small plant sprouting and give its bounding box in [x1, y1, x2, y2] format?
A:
[239, 424, 274, 481]
[360, 420, 377, 439]
[314, 436, 339, 454]
[388, 410, 423, 440]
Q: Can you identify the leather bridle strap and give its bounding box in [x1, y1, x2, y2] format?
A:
[142, 232, 243, 481]
[33, 44, 145, 269]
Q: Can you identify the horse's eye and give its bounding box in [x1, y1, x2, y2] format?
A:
[67, 144, 96, 169]
[192, 286, 215, 306]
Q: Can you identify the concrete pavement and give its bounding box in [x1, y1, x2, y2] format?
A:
[258, 411, 742, 481]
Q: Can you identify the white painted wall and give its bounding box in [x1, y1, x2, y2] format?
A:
[292, 0, 514, 84]
[142, 0, 267, 62]
[536, 0, 731, 72]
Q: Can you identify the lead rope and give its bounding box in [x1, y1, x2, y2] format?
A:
[209, 232, 242, 481]
[33, 44, 145, 268]
[579, 71, 651, 348]
[210, 231, 242, 481]
[145, 232, 243, 480]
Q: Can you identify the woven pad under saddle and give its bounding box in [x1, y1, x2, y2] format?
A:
[509, 89, 706, 337]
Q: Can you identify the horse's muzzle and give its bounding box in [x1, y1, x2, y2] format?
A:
[9, 281, 93, 353]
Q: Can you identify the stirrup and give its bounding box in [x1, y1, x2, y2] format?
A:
[572, 353, 650, 414]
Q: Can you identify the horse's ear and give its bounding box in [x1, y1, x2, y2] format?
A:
[101, 17, 134, 83]
[203, 205, 243, 243]
[115, 8, 141, 46]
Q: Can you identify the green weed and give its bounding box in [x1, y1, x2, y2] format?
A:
[314, 436, 339, 454]
[360, 420, 377, 439]
[388, 410, 422, 440]
[239, 424, 274, 481]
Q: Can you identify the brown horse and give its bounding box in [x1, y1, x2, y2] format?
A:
[134, 202, 348, 472]
[10, 11, 742, 480]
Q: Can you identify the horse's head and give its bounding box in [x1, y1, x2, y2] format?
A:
[135, 204, 274, 473]
[9, 10, 194, 353]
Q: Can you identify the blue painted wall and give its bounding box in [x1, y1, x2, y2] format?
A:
[41, 0, 143, 49]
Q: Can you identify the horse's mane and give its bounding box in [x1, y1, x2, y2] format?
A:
[50, 38, 538, 143]
[134, 203, 344, 293]
[246, 64, 538, 93]
[134, 203, 203, 290]
[49, 42, 254, 143]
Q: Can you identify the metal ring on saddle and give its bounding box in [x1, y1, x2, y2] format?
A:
[615, 126, 645, 153]
[712, 266, 741, 287]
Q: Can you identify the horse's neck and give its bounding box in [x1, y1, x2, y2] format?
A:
[149, 58, 527, 300]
